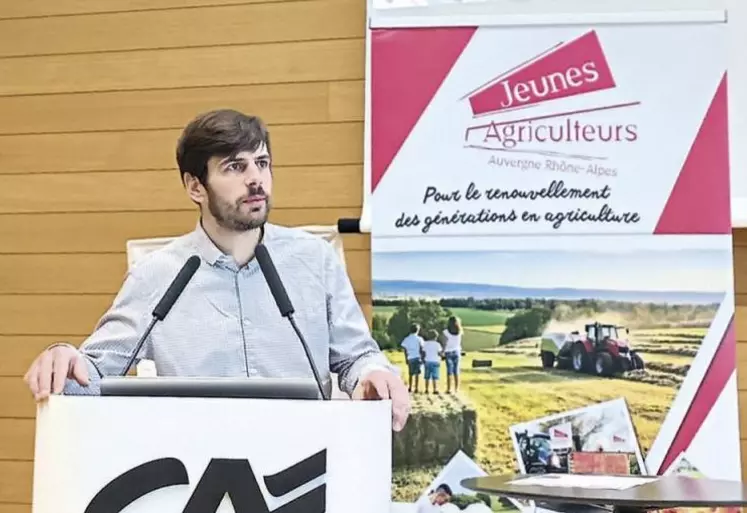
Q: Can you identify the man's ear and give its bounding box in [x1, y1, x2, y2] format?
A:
[183, 173, 206, 205]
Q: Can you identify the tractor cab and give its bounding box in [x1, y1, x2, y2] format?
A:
[584, 322, 628, 348]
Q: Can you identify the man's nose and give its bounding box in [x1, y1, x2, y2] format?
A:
[243, 162, 262, 185]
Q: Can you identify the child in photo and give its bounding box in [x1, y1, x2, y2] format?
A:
[423, 329, 443, 394]
[401, 323, 424, 393]
[441, 316, 463, 394]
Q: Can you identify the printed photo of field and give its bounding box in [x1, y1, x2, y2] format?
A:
[371, 242, 732, 504]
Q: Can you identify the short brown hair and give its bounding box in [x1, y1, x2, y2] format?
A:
[176, 109, 271, 185]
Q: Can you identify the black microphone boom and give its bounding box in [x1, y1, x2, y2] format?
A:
[336, 218, 361, 234]
[254, 244, 328, 400]
[152, 255, 202, 320]
[119, 255, 201, 376]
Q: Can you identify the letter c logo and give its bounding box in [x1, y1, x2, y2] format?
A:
[85, 458, 189, 513]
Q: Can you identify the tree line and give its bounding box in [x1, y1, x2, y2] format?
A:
[373, 297, 719, 317]
[372, 297, 719, 350]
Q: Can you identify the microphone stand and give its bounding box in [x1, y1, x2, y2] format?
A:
[286, 312, 328, 401]
[119, 316, 159, 377]
[254, 243, 330, 401]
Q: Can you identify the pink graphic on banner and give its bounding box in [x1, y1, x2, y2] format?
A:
[654, 74, 731, 235]
[658, 316, 735, 474]
[370, 27, 476, 192]
[468, 30, 616, 117]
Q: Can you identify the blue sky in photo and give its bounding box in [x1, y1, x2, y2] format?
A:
[372, 248, 732, 293]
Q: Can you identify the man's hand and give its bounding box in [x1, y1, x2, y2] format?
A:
[23, 344, 89, 401]
[352, 370, 411, 432]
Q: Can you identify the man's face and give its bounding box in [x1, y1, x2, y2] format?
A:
[429, 489, 451, 505]
[434, 490, 450, 505]
[200, 145, 273, 232]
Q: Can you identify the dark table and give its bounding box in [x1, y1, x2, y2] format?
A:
[461, 474, 747, 513]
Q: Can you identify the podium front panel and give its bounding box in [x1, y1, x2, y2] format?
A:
[32, 395, 392, 513]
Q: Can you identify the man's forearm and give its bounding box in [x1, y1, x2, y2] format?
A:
[337, 350, 399, 396]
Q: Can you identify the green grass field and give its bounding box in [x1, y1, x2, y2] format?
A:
[389, 348, 678, 469]
[381, 305, 708, 503]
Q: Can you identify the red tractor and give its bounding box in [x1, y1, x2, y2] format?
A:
[541, 322, 644, 376]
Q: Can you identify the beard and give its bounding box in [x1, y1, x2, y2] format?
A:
[206, 183, 271, 232]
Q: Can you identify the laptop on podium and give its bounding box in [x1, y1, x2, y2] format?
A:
[100, 376, 324, 400]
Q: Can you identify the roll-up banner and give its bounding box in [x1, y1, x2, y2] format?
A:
[365, 7, 740, 511]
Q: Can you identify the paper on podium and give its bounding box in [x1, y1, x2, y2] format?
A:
[32, 395, 392, 513]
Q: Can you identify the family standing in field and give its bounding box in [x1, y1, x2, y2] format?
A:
[400, 316, 463, 394]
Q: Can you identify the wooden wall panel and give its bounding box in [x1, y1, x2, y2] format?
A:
[0, 337, 84, 377]
[0, 123, 363, 173]
[738, 322, 747, 391]
[0, 210, 370, 254]
[0, 295, 115, 336]
[0, 1, 369, 505]
[0, 379, 36, 419]
[0, 80, 363, 134]
[0, 39, 363, 96]
[0, 419, 35, 460]
[0, 0, 363, 58]
[0, 462, 31, 504]
[0, 0, 285, 20]
[0, 254, 128, 294]
[0, 166, 363, 212]
[735, 232, 747, 481]
[0, 505, 29, 513]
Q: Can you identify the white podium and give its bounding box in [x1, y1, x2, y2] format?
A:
[32, 395, 393, 513]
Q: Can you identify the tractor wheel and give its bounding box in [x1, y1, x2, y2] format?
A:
[556, 356, 572, 370]
[631, 351, 645, 371]
[540, 351, 555, 369]
[571, 343, 589, 373]
[595, 352, 613, 376]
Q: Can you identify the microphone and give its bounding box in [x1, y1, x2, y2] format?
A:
[254, 244, 328, 400]
[337, 218, 361, 234]
[119, 255, 201, 376]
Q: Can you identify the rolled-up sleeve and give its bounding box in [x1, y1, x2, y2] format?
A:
[322, 242, 398, 396]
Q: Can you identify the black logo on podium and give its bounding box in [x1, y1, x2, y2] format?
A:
[84, 449, 326, 513]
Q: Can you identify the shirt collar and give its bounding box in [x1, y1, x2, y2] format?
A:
[190, 218, 275, 267]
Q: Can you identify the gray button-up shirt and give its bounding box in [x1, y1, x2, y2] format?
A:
[63, 221, 395, 397]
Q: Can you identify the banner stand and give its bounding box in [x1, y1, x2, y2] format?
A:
[363, 3, 740, 509]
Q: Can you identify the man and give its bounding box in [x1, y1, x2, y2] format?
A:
[417, 483, 454, 513]
[23, 109, 411, 431]
[428, 484, 453, 506]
